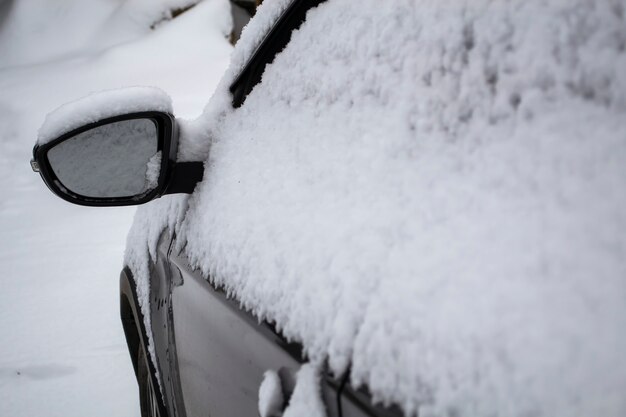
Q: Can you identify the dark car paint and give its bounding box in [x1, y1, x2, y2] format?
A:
[120, 265, 170, 417]
[170, 238, 343, 417]
[121, 230, 402, 417]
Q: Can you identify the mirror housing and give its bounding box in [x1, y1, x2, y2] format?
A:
[31, 111, 202, 207]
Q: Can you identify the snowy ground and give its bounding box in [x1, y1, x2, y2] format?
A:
[0, 1, 231, 415]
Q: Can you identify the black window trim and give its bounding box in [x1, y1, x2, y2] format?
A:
[229, 0, 327, 108]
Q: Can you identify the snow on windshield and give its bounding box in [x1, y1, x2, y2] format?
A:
[128, 0, 626, 416]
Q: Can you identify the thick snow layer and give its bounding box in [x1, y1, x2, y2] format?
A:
[37, 86, 172, 145]
[175, 0, 294, 162]
[138, 0, 626, 416]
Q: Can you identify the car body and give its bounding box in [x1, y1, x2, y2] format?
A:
[119, 229, 401, 417]
[30, 0, 626, 417]
[33, 1, 403, 416]
[118, 2, 404, 415]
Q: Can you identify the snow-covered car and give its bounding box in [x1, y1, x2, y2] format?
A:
[30, 0, 626, 417]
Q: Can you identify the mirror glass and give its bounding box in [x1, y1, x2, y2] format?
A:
[47, 118, 161, 198]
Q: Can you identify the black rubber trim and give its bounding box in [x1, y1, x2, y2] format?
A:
[229, 0, 326, 108]
[163, 162, 204, 195]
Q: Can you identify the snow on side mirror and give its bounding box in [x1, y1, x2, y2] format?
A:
[32, 112, 176, 206]
[31, 87, 203, 207]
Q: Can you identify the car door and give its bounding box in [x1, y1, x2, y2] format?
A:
[167, 2, 340, 415]
[147, 0, 417, 415]
[169, 244, 342, 417]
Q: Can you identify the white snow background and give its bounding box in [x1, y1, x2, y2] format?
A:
[0, 0, 232, 416]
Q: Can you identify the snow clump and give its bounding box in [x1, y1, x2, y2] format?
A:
[282, 364, 327, 417]
[258, 370, 285, 417]
[38, 86, 172, 145]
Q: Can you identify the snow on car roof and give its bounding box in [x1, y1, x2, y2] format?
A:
[128, 0, 626, 415]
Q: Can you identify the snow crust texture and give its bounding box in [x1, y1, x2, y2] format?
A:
[37, 86, 173, 145]
[128, 0, 626, 416]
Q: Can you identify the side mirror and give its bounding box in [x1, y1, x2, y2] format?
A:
[31, 88, 203, 207]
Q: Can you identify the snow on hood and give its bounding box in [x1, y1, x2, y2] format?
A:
[128, 0, 626, 416]
[37, 86, 173, 145]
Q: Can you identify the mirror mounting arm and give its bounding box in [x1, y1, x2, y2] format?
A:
[163, 161, 204, 195]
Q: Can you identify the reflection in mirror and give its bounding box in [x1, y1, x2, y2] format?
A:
[47, 119, 160, 198]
